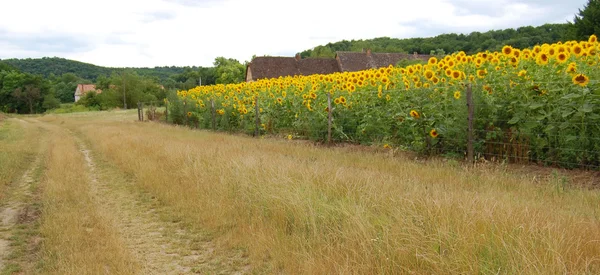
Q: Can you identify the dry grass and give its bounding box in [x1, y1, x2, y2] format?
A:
[40, 111, 599, 274]
[38, 124, 139, 274]
[0, 119, 39, 202]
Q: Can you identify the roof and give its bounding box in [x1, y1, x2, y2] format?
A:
[75, 84, 101, 96]
[247, 57, 341, 81]
[335, 52, 431, 72]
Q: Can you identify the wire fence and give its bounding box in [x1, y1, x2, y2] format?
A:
[162, 81, 600, 170]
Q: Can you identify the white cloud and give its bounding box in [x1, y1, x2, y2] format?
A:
[0, 0, 589, 67]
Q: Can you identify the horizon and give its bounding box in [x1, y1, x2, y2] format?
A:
[0, 0, 587, 68]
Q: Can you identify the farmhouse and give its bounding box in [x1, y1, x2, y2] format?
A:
[245, 49, 431, 82]
[246, 54, 340, 82]
[74, 84, 101, 102]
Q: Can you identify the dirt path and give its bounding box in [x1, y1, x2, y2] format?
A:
[73, 134, 236, 274]
[0, 132, 44, 272]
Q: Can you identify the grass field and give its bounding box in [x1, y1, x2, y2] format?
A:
[0, 109, 599, 274]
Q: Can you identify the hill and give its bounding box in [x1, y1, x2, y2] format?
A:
[300, 23, 573, 58]
[0, 57, 199, 82]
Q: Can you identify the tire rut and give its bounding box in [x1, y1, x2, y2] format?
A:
[0, 134, 44, 272]
[73, 136, 226, 274]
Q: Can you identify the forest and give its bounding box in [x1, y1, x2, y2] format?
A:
[300, 23, 575, 58]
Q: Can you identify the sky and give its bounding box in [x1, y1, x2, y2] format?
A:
[0, 0, 589, 68]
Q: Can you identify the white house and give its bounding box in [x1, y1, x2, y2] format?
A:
[74, 84, 101, 102]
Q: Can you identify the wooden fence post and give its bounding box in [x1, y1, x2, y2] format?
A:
[327, 92, 332, 144]
[165, 100, 169, 122]
[211, 99, 216, 130]
[254, 96, 260, 137]
[183, 99, 188, 126]
[467, 83, 474, 164]
[137, 102, 141, 121]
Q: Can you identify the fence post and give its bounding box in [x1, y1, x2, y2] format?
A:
[211, 99, 216, 130]
[183, 99, 188, 126]
[254, 96, 260, 137]
[165, 100, 169, 122]
[467, 83, 474, 164]
[327, 91, 332, 144]
[137, 102, 141, 121]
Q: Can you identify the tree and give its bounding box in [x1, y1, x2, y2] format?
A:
[213, 57, 245, 84]
[42, 93, 61, 110]
[12, 85, 41, 114]
[573, 0, 600, 40]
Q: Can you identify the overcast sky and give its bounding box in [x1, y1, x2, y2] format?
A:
[0, 0, 588, 68]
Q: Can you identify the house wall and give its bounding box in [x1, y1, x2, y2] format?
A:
[246, 67, 253, 82]
[74, 86, 82, 102]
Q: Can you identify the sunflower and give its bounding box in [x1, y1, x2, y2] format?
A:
[451, 70, 461, 80]
[287, 134, 293, 140]
[518, 70, 527, 77]
[187, 111, 192, 117]
[566, 62, 577, 73]
[484, 85, 492, 94]
[276, 98, 283, 104]
[572, 44, 583, 57]
[309, 92, 317, 99]
[589, 34, 598, 44]
[339, 96, 347, 104]
[477, 69, 487, 79]
[556, 52, 569, 63]
[424, 70, 435, 80]
[572, 74, 590, 87]
[445, 69, 453, 77]
[454, 91, 461, 99]
[536, 53, 549, 65]
[428, 57, 438, 65]
[502, 45, 513, 56]
[410, 110, 420, 119]
[431, 76, 440, 85]
[334, 98, 341, 105]
[429, 129, 439, 138]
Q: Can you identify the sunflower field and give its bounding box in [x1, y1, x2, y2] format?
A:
[175, 35, 600, 168]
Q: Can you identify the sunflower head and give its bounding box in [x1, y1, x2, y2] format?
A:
[502, 45, 513, 56]
[454, 91, 461, 99]
[589, 34, 598, 44]
[556, 52, 569, 63]
[429, 129, 439, 138]
[187, 111, 192, 117]
[410, 110, 420, 119]
[424, 70, 435, 80]
[572, 74, 590, 87]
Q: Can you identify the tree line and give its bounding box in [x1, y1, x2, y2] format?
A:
[0, 56, 247, 114]
[299, 0, 600, 58]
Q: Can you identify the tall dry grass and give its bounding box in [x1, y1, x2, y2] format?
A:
[39, 126, 138, 274]
[0, 119, 39, 201]
[74, 119, 600, 274]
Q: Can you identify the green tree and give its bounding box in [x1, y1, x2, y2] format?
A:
[573, 0, 600, 39]
[42, 93, 61, 110]
[12, 85, 41, 114]
[213, 57, 245, 84]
